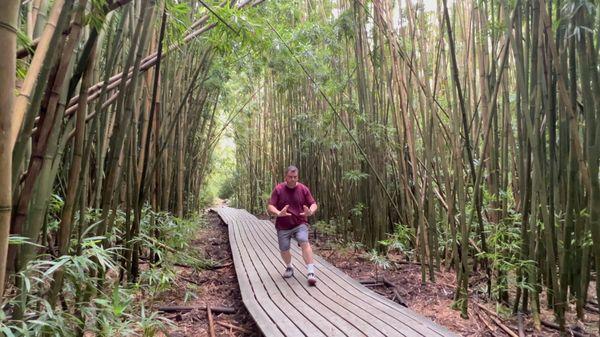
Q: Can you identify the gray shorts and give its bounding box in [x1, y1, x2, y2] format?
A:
[277, 224, 309, 251]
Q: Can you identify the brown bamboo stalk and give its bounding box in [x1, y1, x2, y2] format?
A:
[16, 0, 133, 59]
[98, 0, 154, 238]
[61, 0, 264, 119]
[9, 0, 76, 274]
[0, 0, 20, 299]
[10, 0, 67, 149]
[48, 16, 93, 304]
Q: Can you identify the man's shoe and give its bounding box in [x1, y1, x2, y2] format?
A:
[283, 267, 294, 278]
[307, 273, 317, 286]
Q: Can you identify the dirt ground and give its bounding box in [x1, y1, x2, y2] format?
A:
[313, 243, 599, 337]
[155, 211, 259, 337]
[158, 213, 599, 337]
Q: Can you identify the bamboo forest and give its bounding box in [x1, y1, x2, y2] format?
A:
[0, 0, 599, 336]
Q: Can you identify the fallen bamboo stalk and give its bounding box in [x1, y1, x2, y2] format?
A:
[392, 288, 408, 307]
[381, 277, 408, 307]
[363, 283, 385, 288]
[373, 289, 387, 297]
[215, 321, 253, 334]
[208, 262, 233, 270]
[541, 320, 587, 337]
[475, 309, 497, 335]
[487, 313, 519, 337]
[158, 305, 236, 314]
[517, 313, 525, 337]
[180, 276, 207, 286]
[16, 0, 134, 59]
[474, 302, 501, 319]
[207, 306, 216, 337]
[358, 279, 379, 284]
[474, 303, 518, 337]
[395, 260, 422, 266]
[62, 0, 264, 117]
[382, 277, 395, 288]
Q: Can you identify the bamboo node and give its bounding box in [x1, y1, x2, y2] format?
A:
[0, 21, 17, 34]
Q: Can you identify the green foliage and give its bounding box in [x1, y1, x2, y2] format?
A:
[346, 241, 365, 255]
[137, 210, 212, 270]
[473, 188, 539, 301]
[379, 223, 414, 256]
[138, 304, 172, 336]
[201, 135, 237, 205]
[8, 235, 44, 248]
[342, 170, 369, 184]
[313, 220, 337, 237]
[349, 202, 366, 218]
[183, 285, 200, 303]
[206, 4, 268, 55]
[366, 249, 391, 280]
[0, 207, 201, 336]
[1, 240, 125, 336]
[87, 0, 111, 31]
[165, 0, 193, 44]
[218, 174, 236, 199]
[139, 266, 177, 294]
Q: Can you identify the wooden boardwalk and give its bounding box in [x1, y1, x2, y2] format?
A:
[213, 207, 458, 337]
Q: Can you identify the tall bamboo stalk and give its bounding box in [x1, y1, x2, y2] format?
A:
[0, 0, 20, 299]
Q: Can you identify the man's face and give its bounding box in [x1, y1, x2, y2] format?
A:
[285, 170, 299, 188]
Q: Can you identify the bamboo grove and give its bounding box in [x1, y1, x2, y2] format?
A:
[226, 0, 600, 331]
[0, 0, 262, 334]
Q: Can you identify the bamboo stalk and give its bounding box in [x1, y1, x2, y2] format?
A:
[0, 0, 20, 299]
[10, 0, 67, 149]
[207, 306, 216, 337]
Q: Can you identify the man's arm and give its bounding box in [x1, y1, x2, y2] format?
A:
[267, 187, 287, 217]
[301, 203, 318, 217]
[309, 203, 318, 216]
[268, 204, 291, 217]
[301, 185, 317, 216]
[267, 204, 280, 217]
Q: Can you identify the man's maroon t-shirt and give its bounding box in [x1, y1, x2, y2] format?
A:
[268, 182, 316, 230]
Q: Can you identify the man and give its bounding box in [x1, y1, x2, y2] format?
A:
[267, 166, 318, 286]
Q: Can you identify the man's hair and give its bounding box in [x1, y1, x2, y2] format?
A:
[286, 165, 299, 174]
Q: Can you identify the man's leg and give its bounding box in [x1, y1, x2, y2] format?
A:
[277, 229, 294, 278]
[299, 242, 314, 265]
[296, 225, 317, 286]
[280, 250, 292, 266]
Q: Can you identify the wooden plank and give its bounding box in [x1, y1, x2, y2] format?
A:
[230, 211, 420, 336]
[239, 209, 446, 335]
[247, 219, 421, 337]
[250, 219, 452, 336]
[235, 217, 349, 337]
[231, 210, 398, 336]
[254, 218, 453, 336]
[237, 215, 379, 336]
[312, 250, 457, 336]
[264, 218, 457, 337]
[242, 219, 395, 336]
[216, 207, 458, 337]
[274, 219, 453, 335]
[229, 212, 306, 337]
[223, 210, 287, 337]
[233, 216, 328, 337]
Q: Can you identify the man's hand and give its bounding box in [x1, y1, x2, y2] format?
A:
[300, 205, 312, 217]
[277, 205, 291, 217]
